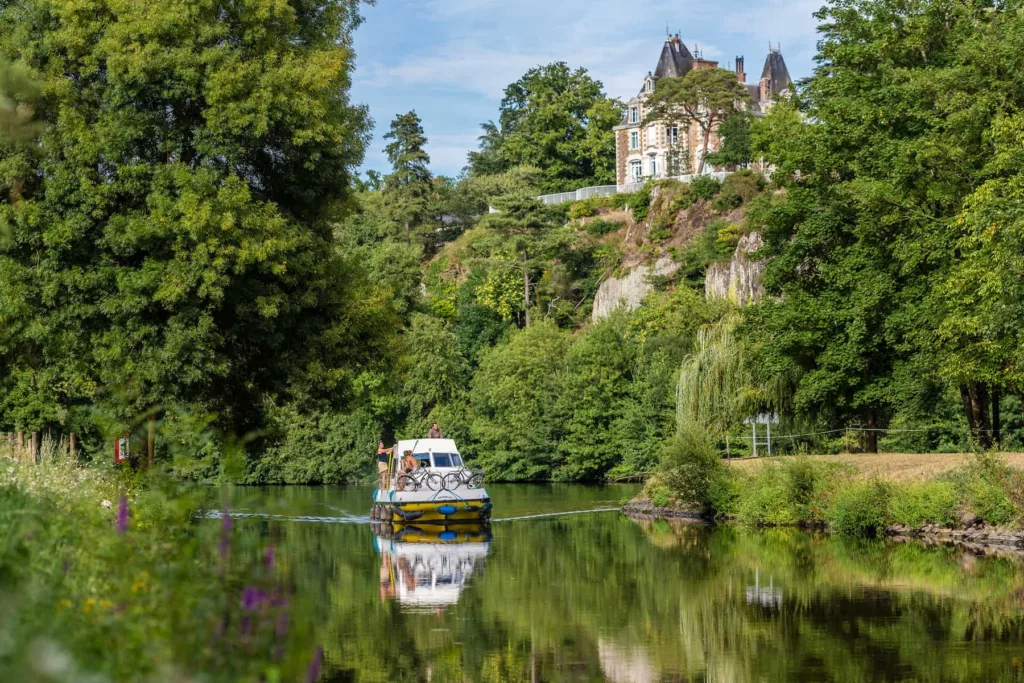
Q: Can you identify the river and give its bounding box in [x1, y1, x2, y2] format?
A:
[223, 484, 1024, 682]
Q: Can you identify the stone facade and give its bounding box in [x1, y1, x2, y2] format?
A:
[613, 36, 792, 186]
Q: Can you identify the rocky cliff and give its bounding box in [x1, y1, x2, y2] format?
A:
[592, 257, 679, 322]
[705, 232, 765, 306]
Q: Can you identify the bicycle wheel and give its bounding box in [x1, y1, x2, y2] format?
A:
[397, 473, 419, 492]
[466, 472, 486, 489]
[442, 472, 462, 490]
[423, 471, 444, 491]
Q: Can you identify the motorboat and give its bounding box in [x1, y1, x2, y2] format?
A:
[371, 438, 491, 524]
[373, 523, 491, 612]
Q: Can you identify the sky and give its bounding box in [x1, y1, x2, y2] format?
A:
[351, 0, 823, 178]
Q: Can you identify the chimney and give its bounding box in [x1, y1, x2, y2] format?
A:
[736, 55, 746, 83]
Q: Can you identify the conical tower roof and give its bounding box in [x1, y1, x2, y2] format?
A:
[760, 49, 792, 96]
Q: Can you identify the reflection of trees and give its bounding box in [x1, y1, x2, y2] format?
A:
[229, 486, 1024, 682]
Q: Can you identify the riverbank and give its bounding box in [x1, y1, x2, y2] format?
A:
[0, 451, 321, 681]
[625, 451, 1024, 549]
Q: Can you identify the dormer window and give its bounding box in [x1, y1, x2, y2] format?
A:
[630, 106, 639, 124]
[645, 78, 654, 94]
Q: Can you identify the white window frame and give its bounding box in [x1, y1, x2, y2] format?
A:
[649, 156, 658, 177]
[629, 131, 639, 150]
[629, 159, 643, 181]
[630, 106, 639, 124]
[667, 125, 679, 145]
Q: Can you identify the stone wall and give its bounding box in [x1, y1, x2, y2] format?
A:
[705, 231, 765, 306]
[615, 129, 629, 186]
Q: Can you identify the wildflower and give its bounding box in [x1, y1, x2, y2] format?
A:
[100, 500, 112, 509]
[116, 495, 129, 533]
[56, 599, 71, 610]
[241, 586, 266, 611]
[83, 598, 95, 614]
[306, 646, 323, 683]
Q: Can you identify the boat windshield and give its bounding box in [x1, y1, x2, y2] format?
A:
[429, 453, 463, 468]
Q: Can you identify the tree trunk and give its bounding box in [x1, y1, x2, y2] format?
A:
[992, 386, 1001, 450]
[697, 123, 711, 174]
[864, 410, 878, 454]
[961, 383, 993, 449]
[523, 251, 531, 328]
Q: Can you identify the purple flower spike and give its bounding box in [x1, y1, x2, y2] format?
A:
[116, 495, 130, 534]
[306, 646, 323, 683]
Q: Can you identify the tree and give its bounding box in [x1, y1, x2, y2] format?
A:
[478, 194, 556, 327]
[0, 0, 382, 438]
[741, 0, 1024, 451]
[383, 111, 434, 244]
[705, 110, 754, 169]
[470, 321, 569, 480]
[644, 68, 750, 174]
[466, 120, 506, 176]
[470, 63, 624, 193]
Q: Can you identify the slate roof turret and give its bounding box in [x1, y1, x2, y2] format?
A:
[654, 34, 694, 80]
[760, 48, 792, 97]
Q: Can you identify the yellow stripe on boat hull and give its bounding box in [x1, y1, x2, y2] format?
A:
[374, 500, 491, 524]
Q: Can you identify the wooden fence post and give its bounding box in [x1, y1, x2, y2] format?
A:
[16, 432, 23, 462]
[844, 428, 850, 454]
[70, 432, 77, 463]
[6, 432, 12, 455]
[31, 432, 38, 464]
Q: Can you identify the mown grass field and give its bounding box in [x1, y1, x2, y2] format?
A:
[727, 453, 1024, 482]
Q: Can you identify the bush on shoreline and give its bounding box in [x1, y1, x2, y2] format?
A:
[641, 452, 1024, 536]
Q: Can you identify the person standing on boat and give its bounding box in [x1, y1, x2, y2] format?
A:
[427, 423, 444, 439]
[377, 441, 393, 490]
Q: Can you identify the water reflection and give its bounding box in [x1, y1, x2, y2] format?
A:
[225, 485, 1024, 682]
[372, 523, 491, 613]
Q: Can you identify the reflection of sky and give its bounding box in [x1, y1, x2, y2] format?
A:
[352, 0, 822, 177]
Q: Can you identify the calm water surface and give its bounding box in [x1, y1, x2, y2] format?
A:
[224, 484, 1024, 682]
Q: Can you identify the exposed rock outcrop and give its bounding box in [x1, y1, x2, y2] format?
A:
[705, 231, 765, 306]
[592, 257, 679, 322]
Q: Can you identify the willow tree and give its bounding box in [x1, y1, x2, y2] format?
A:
[0, 0, 384, 437]
[644, 67, 750, 174]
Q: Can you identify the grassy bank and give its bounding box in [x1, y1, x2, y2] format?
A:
[636, 446, 1024, 537]
[0, 445, 320, 682]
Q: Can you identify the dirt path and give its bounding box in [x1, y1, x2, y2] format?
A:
[726, 452, 1024, 482]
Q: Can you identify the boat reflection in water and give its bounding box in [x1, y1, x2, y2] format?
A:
[372, 523, 491, 613]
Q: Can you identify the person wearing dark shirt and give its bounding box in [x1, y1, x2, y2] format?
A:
[377, 441, 393, 490]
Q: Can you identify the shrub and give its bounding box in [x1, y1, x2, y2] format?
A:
[707, 468, 741, 517]
[736, 464, 800, 526]
[826, 480, 893, 536]
[889, 482, 959, 528]
[647, 214, 673, 242]
[721, 169, 766, 203]
[584, 218, 624, 236]
[567, 196, 612, 220]
[969, 480, 1014, 526]
[689, 175, 722, 201]
[659, 430, 723, 515]
[620, 183, 653, 223]
[670, 187, 696, 212]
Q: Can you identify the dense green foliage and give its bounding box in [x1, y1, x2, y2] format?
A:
[742, 0, 1024, 451]
[466, 63, 624, 192]
[0, 0, 389, 447]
